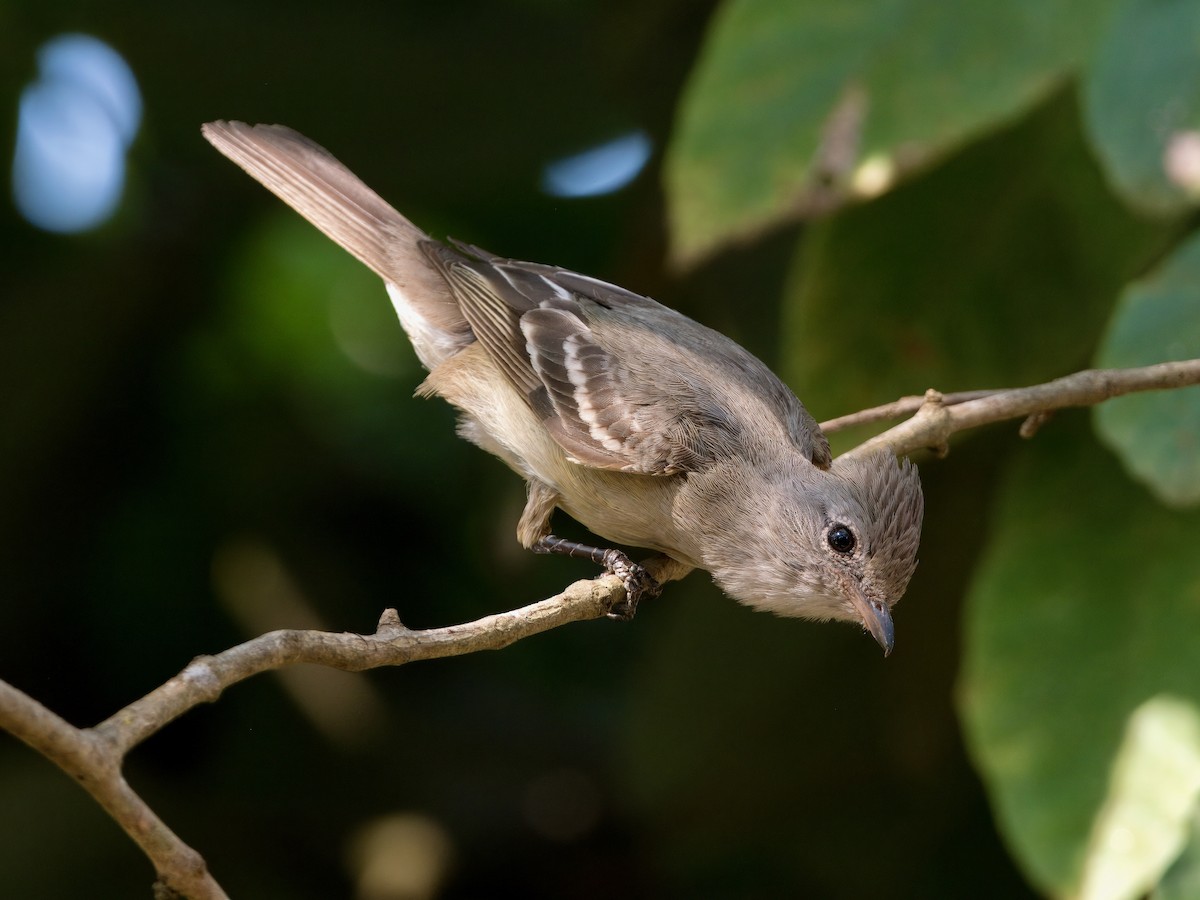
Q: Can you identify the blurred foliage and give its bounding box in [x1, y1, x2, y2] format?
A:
[1083, 0, 1200, 216]
[666, 0, 1119, 266]
[1079, 697, 1200, 900]
[1095, 232, 1200, 506]
[780, 90, 1171, 426]
[959, 429, 1200, 896]
[2, 1, 1200, 899]
[1158, 802, 1200, 900]
[668, 2, 1200, 897]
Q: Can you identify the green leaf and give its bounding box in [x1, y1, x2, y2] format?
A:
[959, 427, 1200, 896]
[779, 93, 1170, 431]
[666, 0, 1116, 264]
[1093, 231, 1200, 507]
[1155, 802, 1200, 900]
[1078, 697, 1200, 900]
[1083, 0, 1200, 216]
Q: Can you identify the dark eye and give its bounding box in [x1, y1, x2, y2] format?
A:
[827, 525, 856, 554]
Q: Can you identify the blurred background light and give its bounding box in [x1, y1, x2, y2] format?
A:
[540, 130, 652, 198]
[347, 813, 455, 900]
[12, 34, 142, 233]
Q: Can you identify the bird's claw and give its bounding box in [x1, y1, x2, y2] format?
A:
[601, 550, 660, 620]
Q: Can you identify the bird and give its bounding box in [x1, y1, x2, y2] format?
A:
[201, 121, 923, 655]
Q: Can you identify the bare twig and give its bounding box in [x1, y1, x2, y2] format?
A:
[0, 680, 222, 899]
[2, 358, 1198, 897]
[96, 555, 691, 756]
[820, 389, 1000, 433]
[0, 556, 691, 898]
[840, 360, 1200, 460]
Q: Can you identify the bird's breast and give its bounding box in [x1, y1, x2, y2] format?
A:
[422, 344, 693, 561]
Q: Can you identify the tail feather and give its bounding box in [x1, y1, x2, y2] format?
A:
[202, 121, 470, 367]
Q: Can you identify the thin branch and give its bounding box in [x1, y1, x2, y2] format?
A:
[2, 358, 1198, 897]
[820, 389, 1000, 433]
[841, 359, 1200, 460]
[0, 680, 223, 899]
[96, 555, 691, 756]
[0, 555, 691, 897]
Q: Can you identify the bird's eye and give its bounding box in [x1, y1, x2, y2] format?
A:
[827, 525, 856, 554]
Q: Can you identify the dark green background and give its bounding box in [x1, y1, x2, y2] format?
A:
[7, 2, 1196, 898]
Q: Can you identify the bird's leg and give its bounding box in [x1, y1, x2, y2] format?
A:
[531, 536, 660, 620]
[520, 480, 659, 619]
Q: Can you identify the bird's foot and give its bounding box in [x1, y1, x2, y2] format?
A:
[598, 548, 661, 620]
[532, 535, 661, 620]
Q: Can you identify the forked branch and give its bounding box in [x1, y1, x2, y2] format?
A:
[2, 360, 1198, 897]
[830, 360, 1200, 460]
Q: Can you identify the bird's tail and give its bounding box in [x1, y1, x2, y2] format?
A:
[202, 121, 471, 369]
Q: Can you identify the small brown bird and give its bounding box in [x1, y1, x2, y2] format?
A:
[202, 121, 923, 654]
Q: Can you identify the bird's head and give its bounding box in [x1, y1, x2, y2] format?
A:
[705, 452, 924, 655]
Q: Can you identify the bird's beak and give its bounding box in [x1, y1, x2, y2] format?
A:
[847, 583, 895, 657]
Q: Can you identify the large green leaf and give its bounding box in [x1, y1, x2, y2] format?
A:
[1156, 802, 1200, 900]
[1083, 0, 1200, 216]
[779, 94, 1170, 431]
[1077, 697, 1200, 900]
[1093, 232, 1200, 507]
[666, 0, 1116, 264]
[959, 427, 1200, 896]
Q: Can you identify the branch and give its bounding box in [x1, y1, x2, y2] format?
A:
[835, 359, 1200, 460]
[0, 679, 221, 899]
[96, 555, 691, 755]
[0, 556, 691, 898]
[2, 358, 1198, 897]
[820, 389, 1000, 433]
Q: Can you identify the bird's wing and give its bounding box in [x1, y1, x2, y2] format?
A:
[202, 123, 830, 474]
[422, 243, 831, 474]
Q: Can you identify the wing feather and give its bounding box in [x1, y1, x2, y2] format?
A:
[422, 244, 830, 474]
